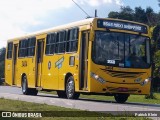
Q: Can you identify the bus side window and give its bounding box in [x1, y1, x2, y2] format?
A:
[45, 33, 56, 55]
[66, 30, 70, 52]
[66, 28, 79, 52]
[55, 33, 59, 53]
[7, 42, 13, 59]
[57, 31, 66, 53]
[27, 37, 36, 57]
[18, 39, 28, 58]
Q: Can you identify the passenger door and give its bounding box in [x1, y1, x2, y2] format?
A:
[79, 31, 89, 90]
[5, 42, 13, 85]
[13, 44, 18, 85]
[36, 40, 44, 87]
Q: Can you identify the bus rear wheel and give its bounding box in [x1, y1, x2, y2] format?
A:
[57, 91, 67, 98]
[66, 76, 80, 99]
[114, 94, 129, 103]
[22, 75, 38, 96]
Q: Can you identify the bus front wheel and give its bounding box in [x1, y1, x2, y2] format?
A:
[22, 75, 38, 96]
[66, 76, 80, 99]
[114, 94, 129, 103]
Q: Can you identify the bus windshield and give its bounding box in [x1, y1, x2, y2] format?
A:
[92, 31, 151, 68]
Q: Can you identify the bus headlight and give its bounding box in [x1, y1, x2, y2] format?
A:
[140, 77, 151, 86]
[90, 72, 106, 84]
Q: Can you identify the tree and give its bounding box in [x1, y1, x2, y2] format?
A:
[108, 6, 134, 21]
[119, 6, 134, 21]
[108, 6, 159, 26]
[152, 25, 160, 77]
[0, 48, 6, 62]
[146, 7, 154, 25]
[134, 7, 147, 23]
[0, 48, 6, 79]
[108, 12, 119, 19]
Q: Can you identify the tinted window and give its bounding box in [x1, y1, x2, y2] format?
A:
[18, 39, 28, 57]
[57, 31, 66, 53]
[27, 37, 36, 56]
[66, 28, 79, 52]
[92, 31, 150, 69]
[45, 33, 56, 55]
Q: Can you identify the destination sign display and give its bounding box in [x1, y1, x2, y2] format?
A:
[97, 19, 148, 34]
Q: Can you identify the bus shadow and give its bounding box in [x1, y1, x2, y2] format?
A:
[37, 93, 160, 108]
[79, 98, 160, 108]
[37, 94, 115, 103]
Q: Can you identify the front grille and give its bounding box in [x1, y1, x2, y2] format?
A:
[103, 70, 144, 78]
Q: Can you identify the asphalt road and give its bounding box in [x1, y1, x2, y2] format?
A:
[0, 86, 160, 118]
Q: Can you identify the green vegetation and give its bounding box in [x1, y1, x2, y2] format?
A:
[0, 98, 150, 120]
[152, 25, 160, 79]
[0, 97, 75, 111]
[0, 48, 5, 79]
[108, 6, 160, 26]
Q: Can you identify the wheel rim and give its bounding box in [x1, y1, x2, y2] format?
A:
[66, 79, 74, 98]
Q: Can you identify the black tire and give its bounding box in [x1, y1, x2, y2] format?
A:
[28, 88, 38, 96]
[57, 91, 67, 98]
[22, 75, 38, 96]
[65, 76, 80, 99]
[22, 75, 28, 95]
[114, 94, 129, 103]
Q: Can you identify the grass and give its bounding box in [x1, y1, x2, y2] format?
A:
[41, 91, 160, 104]
[0, 98, 151, 120]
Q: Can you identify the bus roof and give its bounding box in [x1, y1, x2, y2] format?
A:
[7, 17, 148, 42]
[7, 18, 95, 42]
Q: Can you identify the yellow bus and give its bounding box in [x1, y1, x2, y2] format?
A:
[5, 18, 151, 103]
